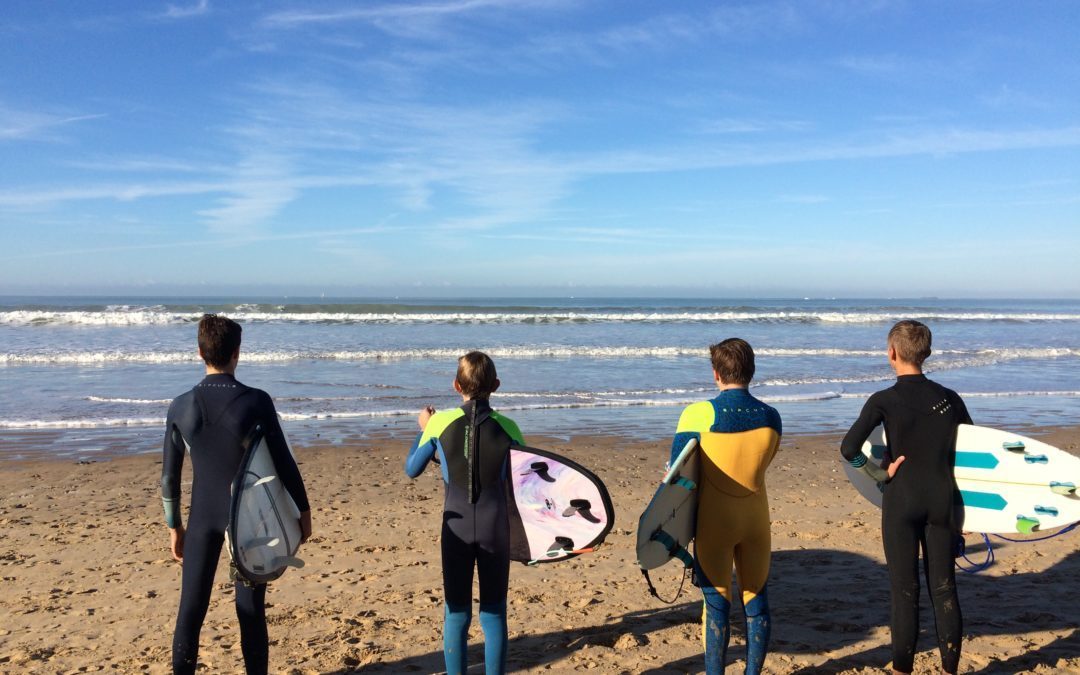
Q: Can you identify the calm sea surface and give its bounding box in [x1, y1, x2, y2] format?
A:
[2, 296, 1078, 460]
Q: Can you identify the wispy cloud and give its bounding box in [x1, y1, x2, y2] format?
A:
[163, 0, 210, 20]
[0, 106, 105, 142]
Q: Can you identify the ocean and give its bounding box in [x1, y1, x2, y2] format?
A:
[1, 296, 1078, 461]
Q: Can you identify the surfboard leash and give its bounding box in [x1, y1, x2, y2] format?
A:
[956, 522, 1078, 574]
[641, 567, 689, 604]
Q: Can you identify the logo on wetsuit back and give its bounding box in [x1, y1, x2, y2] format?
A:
[932, 398, 953, 415]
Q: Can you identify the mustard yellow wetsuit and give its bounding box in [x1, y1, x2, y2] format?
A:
[670, 388, 781, 675]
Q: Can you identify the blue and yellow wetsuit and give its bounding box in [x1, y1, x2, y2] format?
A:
[670, 388, 781, 675]
[405, 398, 523, 675]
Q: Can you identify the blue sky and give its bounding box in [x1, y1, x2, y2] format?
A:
[1, 1, 1078, 297]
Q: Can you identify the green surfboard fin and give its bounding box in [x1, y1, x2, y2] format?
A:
[1015, 516, 1040, 534]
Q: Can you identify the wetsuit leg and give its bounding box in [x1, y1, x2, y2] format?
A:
[172, 527, 222, 675]
[924, 523, 962, 674]
[701, 587, 731, 675]
[733, 524, 772, 675]
[881, 506, 921, 674]
[235, 581, 268, 675]
[476, 495, 510, 675]
[442, 513, 475, 675]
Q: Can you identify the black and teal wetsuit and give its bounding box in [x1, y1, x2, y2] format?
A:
[161, 373, 309, 675]
[405, 398, 523, 675]
[841, 374, 971, 674]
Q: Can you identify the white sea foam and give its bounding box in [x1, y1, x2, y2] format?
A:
[4, 309, 1080, 327]
[8, 390, 1080, 430]
[86, 396, 172, 404]
[5, 346, 1078, 366]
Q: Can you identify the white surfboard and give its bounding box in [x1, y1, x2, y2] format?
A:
[636, 438, 700, 570]
[226, 424, 305, 584]
[844, 424, 1080, 534]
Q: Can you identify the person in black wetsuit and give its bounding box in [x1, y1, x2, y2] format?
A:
[404, 351, 523, 675]
[161, 314, 312, 675]
[840, 320, 971, 675]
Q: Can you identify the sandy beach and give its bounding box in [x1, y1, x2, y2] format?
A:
[1, 428, 1078, 674]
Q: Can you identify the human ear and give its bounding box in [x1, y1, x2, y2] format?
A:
[452, 379, 463, 394]
[491, 378, 500, 394]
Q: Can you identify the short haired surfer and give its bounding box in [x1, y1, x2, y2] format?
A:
[669, 338, 781, 675]
[405, 351, 522, 675]
[839, 320, 971, 675]
[161, 314, 312, 673]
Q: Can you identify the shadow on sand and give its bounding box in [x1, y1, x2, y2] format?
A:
[329, 545, 1080, 674]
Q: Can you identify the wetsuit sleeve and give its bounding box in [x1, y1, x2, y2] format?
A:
[161, 402, 185, 529]
[405, 409, 461, 478]
[670, 401, 712, 466]
[953, 391, 973, 425]
[405, 432, 438, 478]
[258, 392, 311, 513]
[840, 394, 889, 482]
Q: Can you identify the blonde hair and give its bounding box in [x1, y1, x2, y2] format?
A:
[888, 320, 932, 367]
[456, 351, 498, 399]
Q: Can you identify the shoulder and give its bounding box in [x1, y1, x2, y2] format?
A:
[676, 400, 715, 433]
[167, 389, 196, 420]
[490, 411, 524, 443]
[421, 408, 465, 440]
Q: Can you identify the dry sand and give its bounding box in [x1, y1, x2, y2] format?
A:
[1, 428, 1078, 674]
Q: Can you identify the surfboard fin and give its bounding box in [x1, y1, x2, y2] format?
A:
[1016, 516, 1040, 534]
[562, 499, 601, 523]
[1023, 454, 1048, 464]
[521, 462, 555, 482]
[272, 556, 305, 569]
[242, 475, 278, 489]
[1034, 505, 1059, 516]
[244, 536, 281, 549]
[1050, 481, 1076, 496]
[1002, 441, 1026, 452]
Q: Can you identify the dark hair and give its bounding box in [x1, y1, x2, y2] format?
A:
[456, 351, 498, 399]
[709, 338, 755, 385]
[198, 314, 242, 369]
[888, 319, 932, 366]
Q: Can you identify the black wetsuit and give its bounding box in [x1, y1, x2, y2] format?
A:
[405, 398, 523, 675]
[841, 374, 971, 674]
[161, 373, 309, 675]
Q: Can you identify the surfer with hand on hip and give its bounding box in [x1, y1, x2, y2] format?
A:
[668, 338, 782, 675]
[840, 320, 971, 675]
[161, 314, 312, 675]
[405, 351, 524, 675]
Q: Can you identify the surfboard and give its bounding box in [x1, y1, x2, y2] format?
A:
[844, 424, 1080, 534]
[226, 424, 305, 584]
[506, 446, 615, 564]
[636, 438, 700, 570]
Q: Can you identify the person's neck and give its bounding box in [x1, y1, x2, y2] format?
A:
[205, 367, 235, 377]
[894, 364, 923, 377]
[718, 383, 748, 392]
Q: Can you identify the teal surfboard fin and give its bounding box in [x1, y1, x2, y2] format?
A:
[1033, 505, 1059, 517]
[1050, 481, 1077, 496]
[1023, 454, 1048, 464]
[1002, 441, 1026, 452]
[1016, 516, 1040, 534]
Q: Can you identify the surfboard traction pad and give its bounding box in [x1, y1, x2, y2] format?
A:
[227, 425, 304, 585]
[846, 425, 1080, 535]
[505, 445, 615, 564]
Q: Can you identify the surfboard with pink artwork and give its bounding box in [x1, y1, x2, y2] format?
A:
[506, 446, 615, 564]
